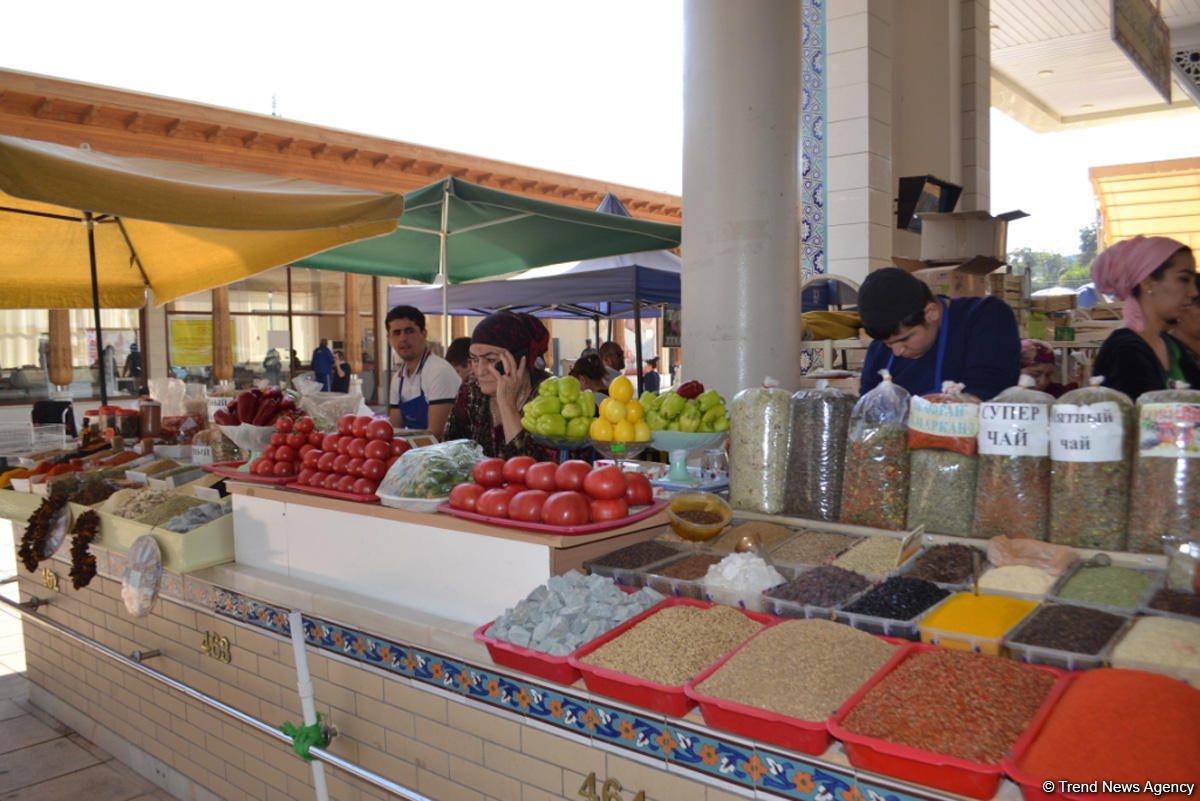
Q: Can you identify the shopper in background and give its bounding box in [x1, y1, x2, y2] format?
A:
[598, 341, 625, 383]
[579, 338, 599, 358]
[1019, 339, 1076, 398]
[857, 266, 1020, 400]
[569, 353, 609, 398]
[444, 311, 551, 458]
[1092, 235, 1200, 400]
[642, 356, 662, 393]
[311, 339, 334, 391]
[386, 305, 461, 436]
[122, 343, 142, 379]
[1169, 277, 1200, 372]
[330, 350, 351, 393]
[262, 347, 282, 387]
[444, 336, 474, 382]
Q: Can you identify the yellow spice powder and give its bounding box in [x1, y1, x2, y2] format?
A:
[921, 593, 1037, 637]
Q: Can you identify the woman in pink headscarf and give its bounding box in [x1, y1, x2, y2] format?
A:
[1091, 235, 1200, 399]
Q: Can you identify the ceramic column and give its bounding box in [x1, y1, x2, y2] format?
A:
[683, 0, 805, 398]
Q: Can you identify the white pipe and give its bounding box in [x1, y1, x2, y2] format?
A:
[440, 179, 451, 348]
[289, 610, 330, 801]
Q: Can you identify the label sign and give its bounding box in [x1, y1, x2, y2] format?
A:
[978, 402, 1050, 456]
[1050, 402, 1125, 462]
[908, 397, 979, 439]
[1138, 403, 1200, 458]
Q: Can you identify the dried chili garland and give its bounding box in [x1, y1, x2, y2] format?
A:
[17, 494, 67, 572]
[68, 510, 101, 590]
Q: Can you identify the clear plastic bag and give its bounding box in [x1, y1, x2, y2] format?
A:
[974, 375, 1054, 540]
[840, 370, 911, 530]
[783, 381, 854, 521]
[986, 535, 1076, 578]
[377, 438, 484, 500]
[1048, 379, 1134, 550]
[906, 449, 978, 536]
[1127, 386, 1200, 553]
[907, 381, 981, 454]
[147, 377, 187, 417]
[728, 378, 794, 514]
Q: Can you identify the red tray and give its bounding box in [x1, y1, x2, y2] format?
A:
[1001, 673, 1093, 801]
[684, 633, 908, 756]
[567, 597, 777, 717]
[436, 498, 667, 535]
[473, 621, 581, 685]
[285, 481, 380, 503]
[201, 461, 297, 486]
[828, 644, 1066, 800]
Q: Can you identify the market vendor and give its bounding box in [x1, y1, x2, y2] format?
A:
[386, 305, 461, 436]
[444, 310, 553, 458]
[1091, 235, 1200, 399]
[857, 267, 1020, 400]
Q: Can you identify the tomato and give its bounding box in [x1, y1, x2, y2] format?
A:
[275, 416, 293, 434]
[346, 457, 365, 478]
[317, 451, 337, 473]
[472, 457, 507, 487]
[364, 439, 391, 461]
[509, 489, 548, 523]
[336, 474, 358, 494]
[361, 458, 386, 481]
[476, 488, 514, 518]
[286, 432, 307, 451]
[449, 482, 486, 512]
[336, 436, 353, 455]
[336, 414, 356, 436]
[274, 445, 296, 463]
[366, 418, 394, 442]
[298, 443, 315, 459]
[332, 454, 351, 475]
[541, 491, 591, 526]
[351, 415, 374, 439]
[582, 465, 627, 500]
[273, 460, 296, 477]
[589, 497, 628, 522]
[297, 467, 315, 486]
[248, 457, 269, 475]
[525, 461, 559, 492]
[309, 470, 329, 487]
[294, 416, 315, 435]
[346, 437, 367, 460]
[322, 433, 340, 452]
[308, 431, 324, 447]
[352, 477, 378, 496]
[623, 471, 653, 506]
[262, 444, 277, 461]
[502, 456, 537, 485]
[391, 438, 411, 458]
[323, 472, 342, 490]
[270, 432, 287, 447]
[554, 459, 592, 491]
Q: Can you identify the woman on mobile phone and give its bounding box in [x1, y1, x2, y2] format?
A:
[444, 311, 553, 458]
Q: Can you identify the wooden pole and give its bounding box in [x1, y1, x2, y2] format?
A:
[345, 273, 362, 374]
[212, 286, 233, 383]
[48, 309, 74, 388]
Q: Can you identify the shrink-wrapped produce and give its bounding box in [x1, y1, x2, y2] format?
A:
[839, 370, 910, 530]
[728, 378, 793, 514]
[906, 381, 980, 536]
[1127, 386, 1200, 553]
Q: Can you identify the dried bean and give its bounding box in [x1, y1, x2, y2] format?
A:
[905, 544, 984, 584]
[1008, 604, 1126, 655]
[842, 576, 948, 621]
[1148, 588, 1200, 619]
[579, 604, 764, 686]
[696, 619, 896, 720]
[1056, 565, 1151, 609]
[906, 449, 978, 537]
[841, 649, 1056, 764]
[764, 565, 869, 609]
[783, 387, 854, 521]
[841, 424, 909, 530]
[772, 531, 860, 565]
[832, 535, 903, 577]
[589, 541, 681, 570]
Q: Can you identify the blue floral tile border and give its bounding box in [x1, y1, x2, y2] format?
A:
[210, 586, 945, 801]
[800, 0, 828, 374]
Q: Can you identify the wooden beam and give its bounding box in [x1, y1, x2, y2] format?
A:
[126, 112, 144, 132]
[81, 104, 99, 125]
[204, 125, 224, 142]
[165, 118, 183, 137]
[34, 98, 53, 117]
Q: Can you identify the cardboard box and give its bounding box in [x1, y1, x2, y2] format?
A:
[1031, 294, 1078, 313]
[893, 256, 1001, 298]
[94, 509, 233, 573]
[918, 210, 1029, 262]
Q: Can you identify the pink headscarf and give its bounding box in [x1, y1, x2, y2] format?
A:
[1091, 235, 1189, 331]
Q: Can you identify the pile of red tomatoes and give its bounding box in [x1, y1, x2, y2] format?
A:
[286, 414, 410, 496]
[449, 456, 653, 526]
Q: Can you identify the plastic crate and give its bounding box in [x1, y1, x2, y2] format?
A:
[0, 423, 67, 458]
[1048, 562, 1162, 614]
[917, 592, 1039, 656]
[472, 621, 580, 685]
[1003, 603, 1131, 671]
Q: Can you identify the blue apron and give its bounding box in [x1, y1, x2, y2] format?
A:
[397, 350, 432, 429]
[886, 299, 950, 395]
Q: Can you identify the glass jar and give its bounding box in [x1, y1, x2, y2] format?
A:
[138, 400, 162, 437]
[114, 408, 140, 439]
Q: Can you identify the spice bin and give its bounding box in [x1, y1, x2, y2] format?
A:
[1002, 603, 1130, 671]
[583, 540, 689, 588]
[916, 592, 1039, 655]
[1047, 562, 1161, 614]
[761, 564, 870, 621]
[834, 577, 950, 640]
[641, 552, 725, 600]
[1106, 614, 1200, 684]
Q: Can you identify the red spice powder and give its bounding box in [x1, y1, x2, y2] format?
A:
[1017, 668, 1200, 799]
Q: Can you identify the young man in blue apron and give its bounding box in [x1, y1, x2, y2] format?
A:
[857, 267, 1020, 401]
[387, 305, 461, 438]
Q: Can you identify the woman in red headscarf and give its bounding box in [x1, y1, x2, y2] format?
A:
[1020, 339, 1076, 398]
[444, 311, 553, 458]
[1091, 235, 1200, 400]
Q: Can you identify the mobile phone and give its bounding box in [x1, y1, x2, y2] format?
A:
[494, 360, 506, 376]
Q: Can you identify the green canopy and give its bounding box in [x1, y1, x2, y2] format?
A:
[296, 176, 681, 283]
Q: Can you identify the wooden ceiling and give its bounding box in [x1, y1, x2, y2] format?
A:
[0, 69, 681, 224]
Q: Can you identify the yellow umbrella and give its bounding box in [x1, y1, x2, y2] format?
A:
[0, 134, 405, 402]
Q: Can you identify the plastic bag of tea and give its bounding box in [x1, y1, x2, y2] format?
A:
[1048, 378, 1134, 550]
[974, 374, 1054, 540]
[1127, 385, 1200, 553]
[907, 382, 981, 536]
[840, 370, 910, 530]
[783, 381, 855, 521]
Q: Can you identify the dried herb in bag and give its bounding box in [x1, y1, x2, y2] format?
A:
[1127, 386, 1200, 553]
[840, 371, 910, 530]
[783, 382, 854, 521]
[906, 382, 981, 537]
[973, 375, 1053, 540]
[729, 378, 793, 514]
[1048, 379, 1134, 550]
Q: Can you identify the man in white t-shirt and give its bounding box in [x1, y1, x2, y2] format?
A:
[386, 306, 461, 438]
